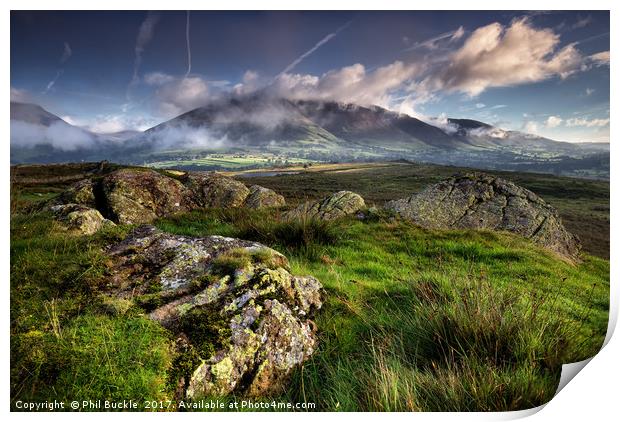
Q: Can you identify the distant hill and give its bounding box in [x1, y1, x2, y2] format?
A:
[9, 97, 609, 179]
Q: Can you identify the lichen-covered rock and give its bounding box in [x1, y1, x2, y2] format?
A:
[48, 169, 288, 230]
[101, 169, 189, 224]
[105, 226, 322, 398]
[182, 172, 250, 209]
[243, 185, 286, 209]
[385, 173, 581, 261]
[57, 179, 97, 208]
[284, 191, 365, 221]
[50, 203, 115, 235]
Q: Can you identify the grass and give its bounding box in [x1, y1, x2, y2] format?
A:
[234, 161, 610, 259]
[10, 163, 610, 411]
[155, 208, 609, 411]
[10, 201, 172, 409]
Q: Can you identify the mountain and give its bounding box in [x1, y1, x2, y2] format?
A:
[10, 101, 66, 126]
[9, 97, 609, 178]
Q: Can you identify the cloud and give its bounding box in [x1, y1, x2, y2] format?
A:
[545, 115, 563, 128]
[565, 117, 610, 128]
[475, 103, 485, 109]
[423, 17, 583, 96]
[269, 60, 421, 108]
[11, 120, 96, 151]
[11, 87, 31, 102]
[185, 11, 192, 77]
[277, 20, 352, 77]
[587, 51, 610, 66]
[128, 12, 160, 98]
[403, 26, 464, 52]
[572, 15, 593, 29]
[43, 42, 74, 94]
[60, 42, 72, 63]
[144, 123, 230, 150]
[522, 121, 539, 134]
[151, 75, 212, 116]
[585, 88, 595, 96]
[43, 70, 64, 94]
[144, 71, 176, 86]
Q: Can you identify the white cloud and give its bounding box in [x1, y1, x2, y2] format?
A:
[565, 117, 610, 128]
[60, 42, 72, 63]
[403, 26, 465, 51]
[572, 15, 593, 29]
[128, 12, 160, 99]
[585, 88, 595, 96]
[587, 51, 610, 67]
[11, 120, 95, 151]
[263, 61, 421, 109]
[277, 21, 351, 77]
[144, 72, 176, 86]
[475, 103, 485, 109]
[11, 87, 31, 102]
[522, 121, 539, 134]
[152, 75, 212, 117]
[545, 115, 563, 128]
[424, 17, 583, 96]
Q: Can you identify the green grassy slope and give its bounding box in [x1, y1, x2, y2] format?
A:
[10, 164, 609, 411]
[234, 162, 609, 259]
[156, 208, 609, 411]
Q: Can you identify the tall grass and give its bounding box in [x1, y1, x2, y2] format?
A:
[11, 201, 609, 411]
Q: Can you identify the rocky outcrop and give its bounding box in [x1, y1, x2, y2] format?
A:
[48, 168, 288, 231]
[284, 191, 365, 221]
[105, 226, 322, 398]
[101, 169, 190, 225]
[57, 179, 97, 208]
[243, 185, 286, 209]
[183, 173, 250, 209]
[385, 173, 580, 261]
[50, 203, 115, 235]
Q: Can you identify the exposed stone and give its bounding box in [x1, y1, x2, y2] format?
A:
[50, 203, 115, 235]
[101, 169, 190, 225]
[57, 179, 97, 208]
[243, 185, 286, 209]
[385, 173, 581, 261]
[105, 226, 322, 398]
[48, 169, 288, 230]
[284, 190, 366, 221]
[182, 172, 250, 208]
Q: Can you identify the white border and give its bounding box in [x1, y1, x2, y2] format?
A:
[3, 1, 617, 420]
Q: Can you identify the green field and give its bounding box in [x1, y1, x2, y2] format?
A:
[144, 153, 314, 170]
[10, 162, 610, 411]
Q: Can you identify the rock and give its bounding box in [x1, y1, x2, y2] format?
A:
[57, 179, 97, 208]
[385, 173, 580, 261]
[50, 203, 115, 235]
[48, 168, 288, 230]
[243, 185, 286, 209]
[284, 191, 366, 221]
[101, 169, 189, 225]
[183, 172, 250, 209]
[105, 226, 322, 398]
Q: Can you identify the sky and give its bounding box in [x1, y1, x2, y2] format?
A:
[10, 10, 610, 142]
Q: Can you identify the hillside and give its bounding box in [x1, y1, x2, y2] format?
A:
[10, 161, 609, 411]
[10, 98, 609, 179]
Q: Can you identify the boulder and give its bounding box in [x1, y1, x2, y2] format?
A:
[105, 226, 322, 398]
[57, 179, 97, 208]
[50, 203, 115, 235]
[48, 169, 289, 230]
[284, 191, 365, 221]
[101, 169, 189, 225]
[183, 173, 250, 208]
[243, 185, 286, 209]
[385, 173, 581, 261]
